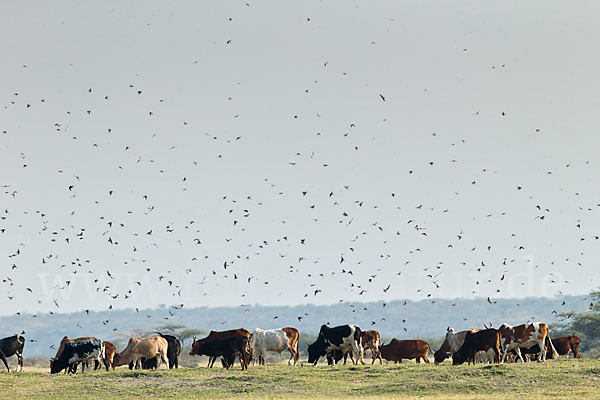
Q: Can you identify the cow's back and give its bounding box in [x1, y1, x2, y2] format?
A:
[381, 339, 428, 361]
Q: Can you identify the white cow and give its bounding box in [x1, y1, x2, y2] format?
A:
[252, 327, 300, 366]
[498, 322, 558, 363]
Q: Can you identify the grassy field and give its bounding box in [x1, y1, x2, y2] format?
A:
[1, 359, 599, 399]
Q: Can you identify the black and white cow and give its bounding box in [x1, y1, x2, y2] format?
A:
[0, 334, 25, 373]
[50, 339, 104, 374]
[307, 324, 362, 365]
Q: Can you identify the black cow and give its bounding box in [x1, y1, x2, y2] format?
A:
[452, 329, 501, 366]
[307, 324, 362, 365]
[189, 335, 250, 370]
[326, 350, 346, 365]
[0, 334, 25, 373]
[50, 339, 104, 374]
[154, 332, 181, 369]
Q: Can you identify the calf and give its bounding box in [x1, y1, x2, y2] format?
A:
[379, 339, 430, 364]
[452, 329, 500, 366]
[190, 335, 250, 370]
[307, 324, 362, 365]
[474, 349, 497, 364]
[102, 341, 116, 370]
[498, 322, 558, 363]
[50, 339, 104, 374]
[360, 330, 382, 364]
[0, 334, 25, 373]
[551, 335, 581, 358]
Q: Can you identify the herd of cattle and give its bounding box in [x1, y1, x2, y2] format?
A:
[0, 321, 582, 374]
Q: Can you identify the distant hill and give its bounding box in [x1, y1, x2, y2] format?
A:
[0, 295, 590, 356]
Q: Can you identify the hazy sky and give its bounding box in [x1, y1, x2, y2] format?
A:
[1, 1, 599, 317]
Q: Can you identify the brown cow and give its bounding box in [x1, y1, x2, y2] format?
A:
[101, 341, 116, 370]
[113, 337, 168, 369]
[190, 329, 252, 367]
[359, 330, 382, 364]
[551, 335, 581, 358]
[379, 339, 430, 364]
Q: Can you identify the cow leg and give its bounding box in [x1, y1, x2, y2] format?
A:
[15, 353, 22, 373]
[515, 348, 524, 363]
[207, 357, 214, 368]
[424, 354, 430, 364]
[500, 347, 508, 363]
[17, 353, 23, 372]
[288, 348, 295, 366]
[539, 340, 547, 362]
[0, 352, 10, 373]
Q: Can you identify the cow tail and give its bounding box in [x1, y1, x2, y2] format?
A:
[354, 326, 362, 343]
[100, 341, 106, 365]
[547, 335, 559, 358]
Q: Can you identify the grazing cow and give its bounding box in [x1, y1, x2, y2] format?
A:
[190, 329, 252, 367]
[506, 336, 555, 362]
[0, 334, 25, 373]
[190, 335, 250, 370]
[325, 349, 364, 365]
[359, 330, 382, 364]
[53, 336, 99, 374]
[307, 324, 362, 365]
[498, 322, 558, 363]
[551, 335, 581, 358]
[50, 339, 104, 374]
[252, 327, 300, 366]
[379, 339, 430, 364]
[452, 329, 501, 366]
[113, 336, 168, 369]
[434, 328, 479, 364]
[153, 331, 182, 369]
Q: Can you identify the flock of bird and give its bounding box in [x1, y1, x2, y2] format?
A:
[1, 3, 598, 348]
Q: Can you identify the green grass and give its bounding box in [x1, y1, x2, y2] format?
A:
[1, 359, 600, 399]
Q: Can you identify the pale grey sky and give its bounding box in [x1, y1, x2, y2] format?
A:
[1, 1, 599, 316]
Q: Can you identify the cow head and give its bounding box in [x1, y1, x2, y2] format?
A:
[434, 349, 452, 364]
[190, 340, 206, 357]
[307, 337, 327, 365]
[451, 348, 468, 365]
[49, 357, 62, 374]
[189, 336, 199, 356]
